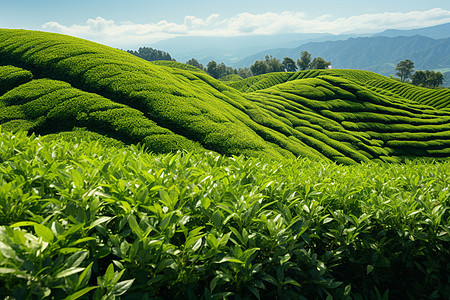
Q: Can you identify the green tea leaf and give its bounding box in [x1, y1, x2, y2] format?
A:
[216, 256, 244, 264]
[201, 198, 211, 209]
[112, 279, 135, 296]
[60, 248, 83, 254]
[55, 267, 85, 278]
[69, 237, 97, 247]
[104, 263, 115, 284]
[71, 168, 84, 189]
[89, 216, 113, 230]
[34, 224, 54, 243]
[10, 221, 38, 227]
[76, 262, 94, 290]
[63, 286, 98, 300]
[0, 268, 17, 274]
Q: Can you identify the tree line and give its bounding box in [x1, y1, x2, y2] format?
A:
[126, 47, 444, 88]
[127, 47, 444, 88]
[127, 47, 331, 80]
[192, 51, 331, 79]
[126, 47, 175, 62]
[395, 59, 444, 88]
[247, 52, 331, 76]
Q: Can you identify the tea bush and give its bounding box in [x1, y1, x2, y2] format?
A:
[0, 130, 449, 299]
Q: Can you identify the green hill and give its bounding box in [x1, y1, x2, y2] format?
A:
[1, 29, 450, 164]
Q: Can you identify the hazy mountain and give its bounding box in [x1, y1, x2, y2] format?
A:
[149, 23, 450, 67]
[236, 35, 450, 80]
[152, 33, 360, 66]
[373, 22, 450, 39]
[148, 22, 450, 86]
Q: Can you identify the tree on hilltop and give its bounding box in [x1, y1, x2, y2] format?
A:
[204, 60, 238, 79]
[265, 55, 284, 72]
[395, 59, 414, 82]
[186, 58, 204, 70]
[282, 57, 297, 72]
[297, 51, 312, 70]
[431, 71, 444, 87]
[237, 67, 252, 78]
[250, 60, 269, 76]
[207, 61, 220, 78]
[412, 70, 444, 88]
[127, 47, 174, 62]
[309, 57, 331, 69]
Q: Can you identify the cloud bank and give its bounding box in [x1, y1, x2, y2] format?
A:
[42, 8, 450, 47]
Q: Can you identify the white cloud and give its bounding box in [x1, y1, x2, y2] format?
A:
[42, 8, 450, 47]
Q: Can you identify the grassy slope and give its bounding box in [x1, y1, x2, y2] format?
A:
[1, 29, 450, 163]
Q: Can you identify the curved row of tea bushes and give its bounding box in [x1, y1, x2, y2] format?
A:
[227, 72, 292, 92]
[0, 78, 201, 153]
[0, 29, 310, 159]
[245, 76, 450, 162]
[1, 29, 450, 163]
[219, 74, 244, 82]
[0, 65, 33, 96]
[365, 79, 450, 109]
[151, 60, 207, 74]
[231, 69, 450, 110]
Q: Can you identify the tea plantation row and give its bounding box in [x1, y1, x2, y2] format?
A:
[1, 29, 450, 164]
[0, 130, 449, 299]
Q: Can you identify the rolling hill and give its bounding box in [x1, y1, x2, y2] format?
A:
[1, 29, 450, 164]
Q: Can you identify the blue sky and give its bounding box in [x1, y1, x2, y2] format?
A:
[1, 0, 450, 48]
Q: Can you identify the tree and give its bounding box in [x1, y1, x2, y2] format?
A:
[217, 63, 227, 78]
[250, 60, 269, 76]
[186, 58, 203, 70]
[412, 70, 444, 88]
[411, 70, 427, 86]
[127, 47, 174, 62]
[430, 71, 444, 88]
[309, 57, 331, 69]
[395, 59, 414, 82]
[206, 61, 219, 78]
[265, 55, 283, 72]
[282, 57, 297, 72]
[205, 61, 239, 79]
[297, 51, 311, 70]
[237, 67, 252, 78]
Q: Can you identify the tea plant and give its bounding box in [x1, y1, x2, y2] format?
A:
[0, 129, 449, 299]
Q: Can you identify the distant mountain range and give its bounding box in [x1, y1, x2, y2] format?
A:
[372, 22, 450, 39]
[152, 33, 359, 66]
[233, 22, 450, 86]
[236, 35, 450, 74]
[151, 22, 450, 86]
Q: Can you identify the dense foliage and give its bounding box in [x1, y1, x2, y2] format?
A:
[0, 130, 449, 299]
[412, 70, 444, 88]
[127, 47, 174, 62]
[297, 51, 312, 71]
[395, 59, 415, 83]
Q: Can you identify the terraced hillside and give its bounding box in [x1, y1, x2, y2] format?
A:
[229, 69, 450, 109]
[1, 29, 450, 164]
